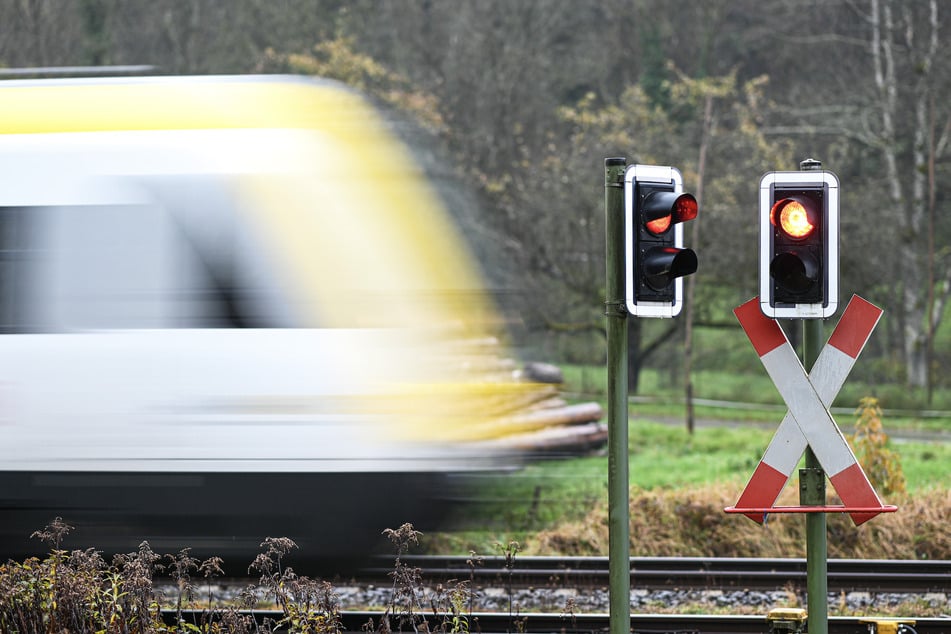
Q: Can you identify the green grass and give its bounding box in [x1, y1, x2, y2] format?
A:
[894, 440, 951, 489]
[625, 420, 768, 487]
[436, 419, 951, 554]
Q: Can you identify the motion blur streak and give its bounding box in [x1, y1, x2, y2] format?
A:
[0, 75, 539, 567]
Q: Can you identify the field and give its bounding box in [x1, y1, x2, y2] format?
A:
[427, 364, 951, 560]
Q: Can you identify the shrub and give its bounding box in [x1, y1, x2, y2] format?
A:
[848, 396, 906, 497]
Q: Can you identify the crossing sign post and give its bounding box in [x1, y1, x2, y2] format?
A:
[726, 294, 895, 634]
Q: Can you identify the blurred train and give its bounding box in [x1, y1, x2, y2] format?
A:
[0, 74, 535, 569]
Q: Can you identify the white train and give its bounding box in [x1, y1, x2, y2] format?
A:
[0, 75, 531, 567]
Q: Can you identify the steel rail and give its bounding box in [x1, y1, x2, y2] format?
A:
[163, 609, 951, 634]
[358, 555, 951, 593]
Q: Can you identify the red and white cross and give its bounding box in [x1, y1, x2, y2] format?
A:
[730, 295, 891, 526]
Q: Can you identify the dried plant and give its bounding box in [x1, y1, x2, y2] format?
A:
[30, 516, 73, 551]
[465, 551, 484, 617]
[250, 536, 299, 614]
[200, 555, 225, 614]
[494, 540, 520, 620]
[247, 536, 343, 634]
[1, 521, 346, 633]
[382, 523, 426, 634]
[166, 547, 200, 629]
[429, 580, 471, 634]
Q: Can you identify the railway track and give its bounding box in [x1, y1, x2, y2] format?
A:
[164, 609, 950, 634]
[157, 557, 950, 632]
[358, 555, 951, 594]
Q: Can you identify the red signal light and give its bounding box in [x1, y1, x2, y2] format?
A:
[771, 198, 815, 239]
[644, 193, 697, 235]
[673, 195, 698, 223]
[645, 215, 671, 234]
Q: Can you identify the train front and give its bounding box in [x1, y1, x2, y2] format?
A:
[0, 75, 542, 568]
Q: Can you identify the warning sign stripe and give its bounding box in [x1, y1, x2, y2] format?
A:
[732, 296, 885, 525]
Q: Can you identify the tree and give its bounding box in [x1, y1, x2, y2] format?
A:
[865, 0, 951, 392]
[750, 0, 951, 390]
[0, 0, 85, 68]
[4, 0, 951, 400]
[509, 69, 792, 390]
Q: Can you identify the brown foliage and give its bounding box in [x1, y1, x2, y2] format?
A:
[530, 484, 951, 560]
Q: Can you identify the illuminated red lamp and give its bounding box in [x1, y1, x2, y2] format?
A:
[771, 197, 816, 239]
[645, 193, 698, 235]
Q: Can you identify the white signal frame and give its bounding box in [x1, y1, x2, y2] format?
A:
[759, 170, 839, 319]
[624, 164, 686, 318]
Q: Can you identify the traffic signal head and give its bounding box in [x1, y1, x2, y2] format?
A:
[759, 170, 838, 319]
[624, 164, 699, 318]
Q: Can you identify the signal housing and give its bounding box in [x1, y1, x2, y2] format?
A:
[624, 164, 699, 318]
[759, 170, 839, 319]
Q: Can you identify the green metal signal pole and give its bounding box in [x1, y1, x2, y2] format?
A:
[798, 157, 829, 634]
[802, 318, 828, 634]
[604, 158, 630, 634]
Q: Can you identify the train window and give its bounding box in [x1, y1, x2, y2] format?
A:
[9, 202, 189, 330]
[0, 195, 293, 332]
[0, 207, 40, 333]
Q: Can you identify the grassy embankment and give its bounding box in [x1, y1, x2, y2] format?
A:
[428, 364, 951, 561]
